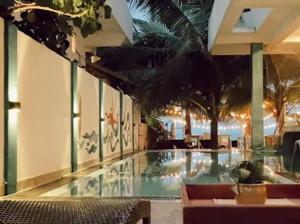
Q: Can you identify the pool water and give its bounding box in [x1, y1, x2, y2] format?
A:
[42, 149, 295, 198]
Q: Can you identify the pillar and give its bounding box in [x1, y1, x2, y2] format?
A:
[99, 80, 104, 162]
[120, 91, 124, 158]
[4, 21, 18, 194]
[71, 62, 78, 172]
[251, 43, 264, 149]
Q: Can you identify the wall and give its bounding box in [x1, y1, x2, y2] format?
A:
[122, 95, 133, 154]
[77, 67, 99, 168]
[208, 0, 231, 51]
[139, 123, 148, 150]
[106, 0, 133, 44]
[0, 22, 142, 194]
[17, 31, 71, 190]
[133, 103, 140, 151]
[102, 83, 121, 160]
[0, 18, 4, 195]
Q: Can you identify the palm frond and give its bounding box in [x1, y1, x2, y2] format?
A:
[130, 0, 208, 48]
[127, 0, 151, 21]
[96, 46, 175, 71]
[172, 0, 213, 41]
[133, 18, 175, 37]
[285, 80, 300, 103]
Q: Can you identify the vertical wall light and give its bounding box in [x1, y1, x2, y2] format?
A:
[119, 90, 124, 159]
[99, 80, 104, 162]
[4, 21, 18, 195]
[132, 101, 135, 153]
[71, 62, 78, 172]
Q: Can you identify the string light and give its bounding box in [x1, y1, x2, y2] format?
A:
[264, 124, 277, 129]
[264, 113, 274, 120]
[164, 106, 277, 132]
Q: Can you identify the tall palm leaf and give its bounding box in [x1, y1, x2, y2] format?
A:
[128, 0, 213, 48]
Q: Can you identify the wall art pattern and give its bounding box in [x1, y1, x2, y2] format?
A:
[122, 95, 133, 154]
[102, 83, 121, 159]
[77, 67, 99, 164]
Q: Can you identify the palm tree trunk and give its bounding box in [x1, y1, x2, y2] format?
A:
[186, 151, 192, 176]
[210, 116, 218, 149]
[210, 93, 219, 149]
[210, 152, 219, 175]
[244, 108, 251, 136]
[185, 108, 192, 140]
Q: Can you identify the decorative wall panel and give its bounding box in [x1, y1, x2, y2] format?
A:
[17, 31, 71, 182]
[122, 95, 133, 154]
[77, 67, 99, 165]
[102, 83, 120, 160]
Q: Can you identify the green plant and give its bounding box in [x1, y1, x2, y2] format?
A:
[0, 0, 112, 55]
[97, 0, 252, 149]
[230, 160, 267, 184]
[147, 110, 168, 148]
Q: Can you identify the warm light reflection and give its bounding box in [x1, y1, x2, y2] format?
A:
[264, 165, 275, 177]
[9, 89, 18, 102]
[9, 109, 19, 124]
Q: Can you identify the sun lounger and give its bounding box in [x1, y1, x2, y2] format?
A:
[0, 198, 151, 224]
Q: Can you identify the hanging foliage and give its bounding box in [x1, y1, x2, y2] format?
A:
[0, 0, 112, 54]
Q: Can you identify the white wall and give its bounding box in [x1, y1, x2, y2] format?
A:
[77, 67, 99, 165]
[208, 0, 231, 51]
[17, 31, 71, 181]
[0, 18, 4, 193]
[107, 0, 133, 44]
[133, 103, 140, 151]
[123, 95, 133, 153]
[102, 83, 120, 160]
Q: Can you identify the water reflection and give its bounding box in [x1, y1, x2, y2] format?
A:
[42, 149, 295, 198]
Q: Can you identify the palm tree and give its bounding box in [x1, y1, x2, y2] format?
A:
[264, 55, 300, 120]
[94, 0, 251, 149]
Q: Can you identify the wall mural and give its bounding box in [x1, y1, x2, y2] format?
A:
[74, 176, 100, 197]
[77, 68, 100, 164]
[102, 83, 121, 159]
[133, 104, 140, 151]
[42, 158, 135, 197]
[101, 166, 120, 197]
[123, 112, 132, 149]
[103, 107, 119, 153]
[100, 158, 134, 197]
[120, 159, 134, 196]
[78, 131, 98, 154]
[123, 96, 133, 153]
[84, 178, 99, 193]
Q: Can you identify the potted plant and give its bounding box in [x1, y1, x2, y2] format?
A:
[230, 160, 273, 204]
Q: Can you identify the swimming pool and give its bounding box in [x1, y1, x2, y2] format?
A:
[42, 149, 295, 198]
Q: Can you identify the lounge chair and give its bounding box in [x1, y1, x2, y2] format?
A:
[0, 198, 151, 224]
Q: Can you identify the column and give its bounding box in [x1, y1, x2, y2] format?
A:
[71, 62, 78, 172]
[120, 91, 124, 158]
[132, 101, 135, 152]
[251, 43, 264, 149]
[4, 21, 18, 194]
[99, 79, 104, 162]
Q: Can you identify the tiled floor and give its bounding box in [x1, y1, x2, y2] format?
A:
[138, 200, 182, 224]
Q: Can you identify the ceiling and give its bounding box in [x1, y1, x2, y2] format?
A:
[208, 0, 300, 55]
